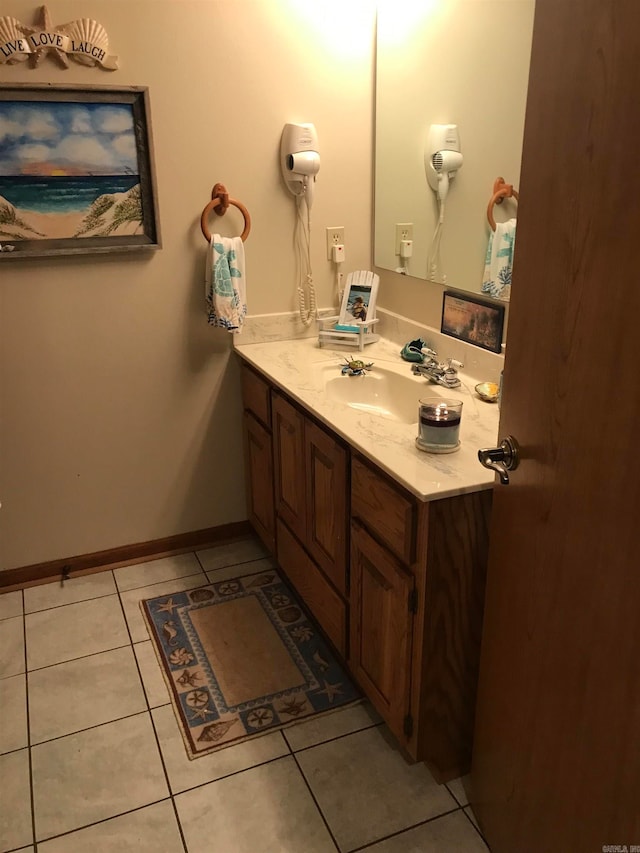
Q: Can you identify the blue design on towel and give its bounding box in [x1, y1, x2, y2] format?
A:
[482, 219, 516, 301]
[206, 235, 247, 332]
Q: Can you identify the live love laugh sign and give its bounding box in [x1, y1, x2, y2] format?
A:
[0, 6, 118, 70]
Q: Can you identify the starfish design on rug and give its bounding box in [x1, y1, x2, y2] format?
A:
[155, 597, 179, 614]
[197, 719, 238, 743]
[176, 669, 202, 688]
[189, 705, 215, 721]
[317, 680, 343, 702]
[247, 707, 274, 728]
[279, 698, 308, 717]
[22, 6, 69, 68]
[290, 625, 314, 643]
[217, 581, 240, 596]
[270, 594, 291, 608]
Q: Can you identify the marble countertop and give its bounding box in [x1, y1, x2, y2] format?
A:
[234, 336, 501, 502]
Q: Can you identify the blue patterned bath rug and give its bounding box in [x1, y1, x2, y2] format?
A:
[141, 567, 361, 758]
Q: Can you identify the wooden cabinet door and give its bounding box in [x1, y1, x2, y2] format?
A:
[305, 419, 348, 595]
[350, 520, 414, 744]
[242, 412, 275, 553]
[272, 392, 306, 543]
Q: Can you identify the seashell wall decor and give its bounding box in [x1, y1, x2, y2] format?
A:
[0, 6, 118, 69]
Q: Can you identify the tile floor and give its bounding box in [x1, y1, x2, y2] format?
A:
[0, 538, 488, 853]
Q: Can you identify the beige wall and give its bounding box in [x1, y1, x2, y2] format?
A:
[0, 0, 375, 570]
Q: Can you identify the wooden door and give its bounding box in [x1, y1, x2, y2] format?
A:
[470, 2, 640, 850]
[305, 419, 348, 595]
[350, 520, 414, 744]
[272, 392, 306, 544]
[242, 412, 275, 553]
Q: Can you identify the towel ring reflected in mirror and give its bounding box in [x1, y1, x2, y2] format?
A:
[200, 182, 251, 243]
[487, 177, 519, 232]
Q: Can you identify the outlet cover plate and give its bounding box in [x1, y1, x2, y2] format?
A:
[395, 223, 414, 254]
[326, 226, 345, 259]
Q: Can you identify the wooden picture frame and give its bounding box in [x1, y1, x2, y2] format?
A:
[0, 84, 161, 259]
[338, 274, 379, 326]
[441, 291, 505, 353]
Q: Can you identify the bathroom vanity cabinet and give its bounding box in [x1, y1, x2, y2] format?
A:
[240, 360, 491, 781]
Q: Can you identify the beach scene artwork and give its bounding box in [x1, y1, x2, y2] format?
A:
[0, 99, 145, 243]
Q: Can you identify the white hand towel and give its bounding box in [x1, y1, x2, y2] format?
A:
[205, 235, 247, 333]
[482, 218, 516, 302]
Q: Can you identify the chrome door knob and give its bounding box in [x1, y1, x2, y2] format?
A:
[478, 436, 520, 485]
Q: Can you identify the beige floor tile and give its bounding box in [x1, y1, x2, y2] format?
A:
[359, 810, 488, 852]
[25, 595, 128, 671]
[0, 616, 25, 680]
[120, 574, 206, 643]
[205, 555, 278, 584]
[0, 749, 33, 852]
[152, 703, 289, 794]
[133, 640, 171, 708]
[0, 590, 22, 621]
[37, 800, 184, 853]
[196, 538, 269, 573]
[24, 571, 116, 614]
[0, 674, 28, 754]
[284, 701, 381, 752]
[296, 726, 456, 851]
[114, 553, 203, 592]
[29, 646, 147, 744]
[447, 775, 470, 806]
[32, 712, 168, 841]
[175, 756, 335, 853]
[465, 806, 481, 831]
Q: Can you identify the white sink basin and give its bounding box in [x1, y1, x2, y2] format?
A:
[316, 363, 446, 424]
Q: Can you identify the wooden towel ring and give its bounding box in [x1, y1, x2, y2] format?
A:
[200, 182, 251, 243]
[487, 177, 519, 231]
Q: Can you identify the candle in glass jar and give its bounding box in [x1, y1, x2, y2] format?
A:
[418, 398, 463, 448]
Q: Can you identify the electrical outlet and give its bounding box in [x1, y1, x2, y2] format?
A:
[326, 226, 345, 260]
[395, 223, 414, 255]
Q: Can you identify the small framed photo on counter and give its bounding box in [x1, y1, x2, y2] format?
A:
[338, 274, 378, 325]
[441, 291, 505, 353]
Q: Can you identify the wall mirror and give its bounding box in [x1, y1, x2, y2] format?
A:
[374, 0, 535, 295]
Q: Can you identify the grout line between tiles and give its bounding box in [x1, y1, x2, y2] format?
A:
[22, 589, 37, 852]
[26, 641, 132, 675]
[170, 752, 292, 800]
[30, 708, 151, 750]
[290, 751, 341, 853]
[23, 587, 117, 616]
[285, 719, 385, 755]
[445, 781, 468, 808]
[347, 806, 463, 853]
[462, 805, 490, 847]
[115, 565, 207, 595]
[33, 796, 173, 847]
[114, 569, 190, 853]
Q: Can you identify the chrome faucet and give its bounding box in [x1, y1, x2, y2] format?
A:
[411, 348, 464, 389]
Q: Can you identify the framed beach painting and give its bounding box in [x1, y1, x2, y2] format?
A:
[0, 84, 160, 259]
[441, 291, 505, 353]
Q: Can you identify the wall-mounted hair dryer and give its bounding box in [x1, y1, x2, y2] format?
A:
[280, 123, 320, 210]
[425, 124, 463, 202]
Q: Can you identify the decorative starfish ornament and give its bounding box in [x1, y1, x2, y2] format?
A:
[23, 6, 69, 68]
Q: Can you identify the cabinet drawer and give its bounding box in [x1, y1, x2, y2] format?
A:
[351, 457, 416, 564]
[276, 519, 346, 656]
[241, 364, 271, 428]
